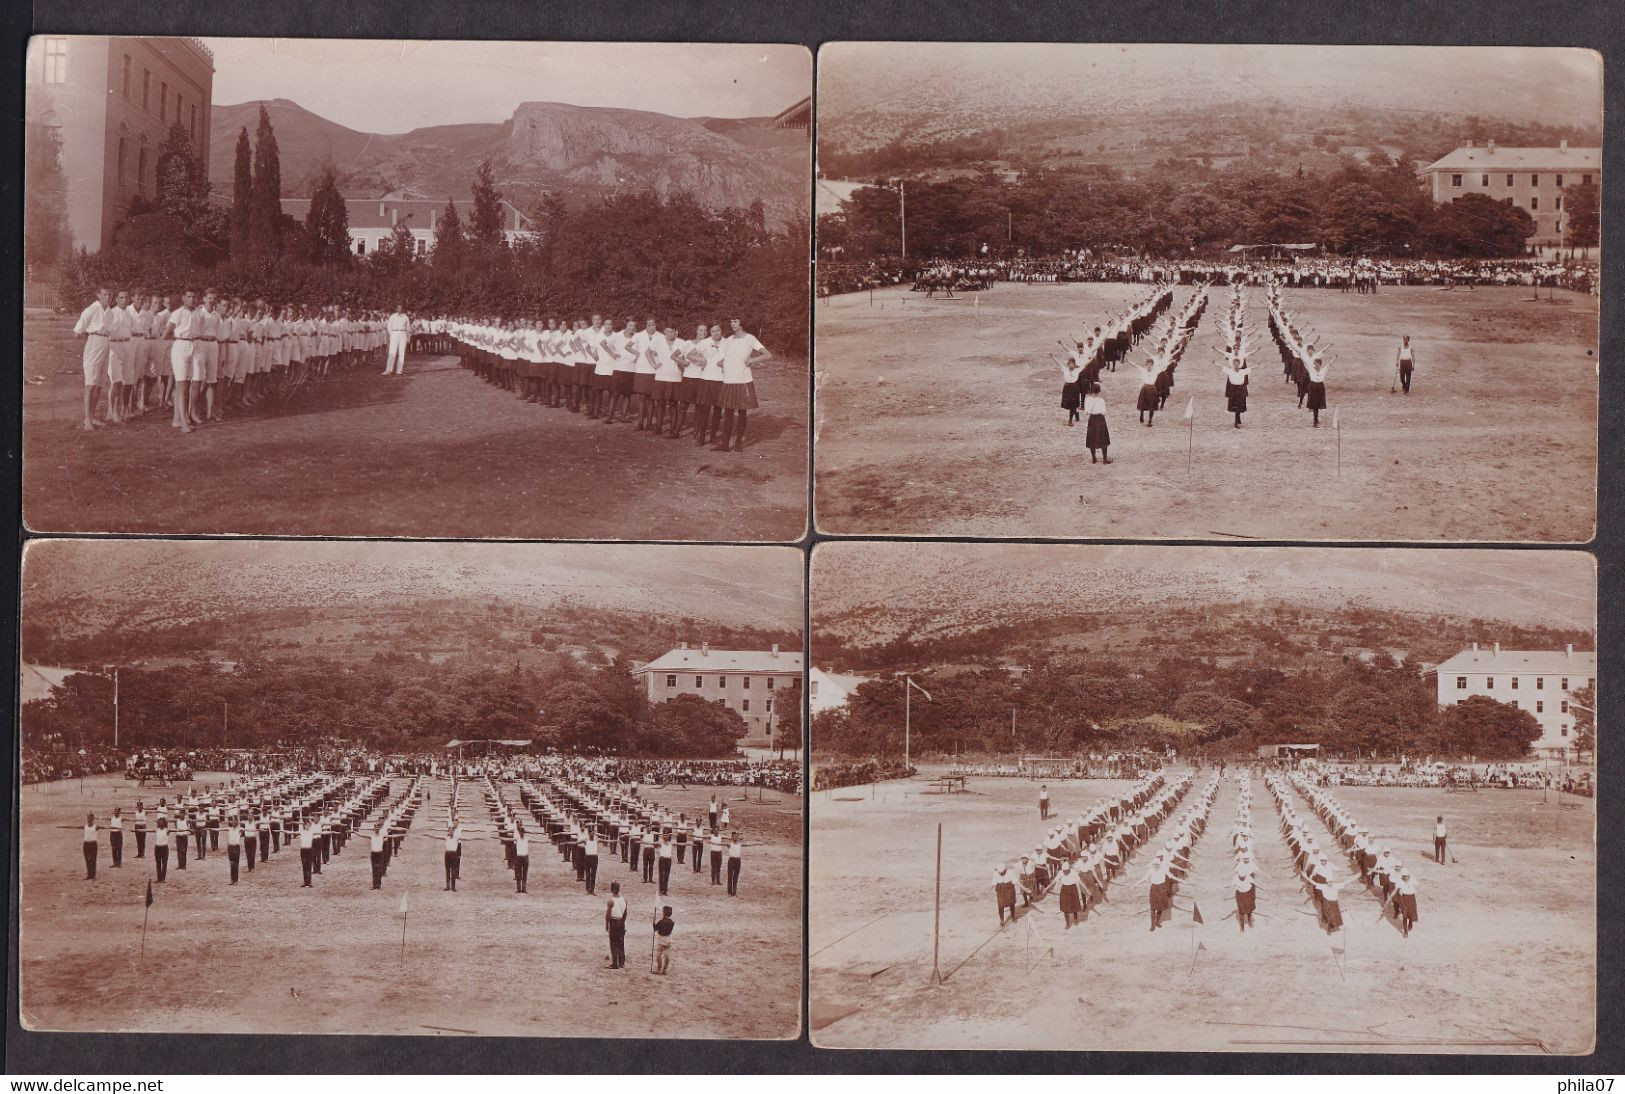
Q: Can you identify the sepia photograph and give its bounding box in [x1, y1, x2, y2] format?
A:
[16, 539, 806, 1038]
[813, 44, 1600, 541]
[808, 542, 1596, 1052]
[22, 36, 811, 540]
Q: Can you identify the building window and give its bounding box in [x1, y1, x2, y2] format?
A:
[1450, 174, 1462, 188]
[122, 54, 131, 98]
[1486, 677, 1494, 689]
[766, 699, 773, 713]
[694, 676, 702, 688]
[718, 676, 726, 688]
[742, 699, 750, 712]
[137, 148, 147, 193]
[1588, 678, 1595, 690]
[766, 677, 776, 689]
[355, 239, 366, 255]
[416, 238, 427, 255]
[1561, 701, 1569, 714]
[1561, 725, 1569, 737]
[1511, 677, 1519, 690]
[810, 680, 819, 697]
[1530, 197, 1539, 211]
[1480, 174, 1488, 187]
[43, 38, 67, 83]
[1556, 174, 1564, 188]
[1536, 701, 1544, 714]
[1582, 174, 1592, 185]
[1506, 174, 1513, 186]
[1536, 677, 1544, 690]
[743, 676, 751, 689]
[160, 81, 167, 121]
[665, 674, 676, 688]
[1511, 700, 1519, 709]
[117, 139, 127, 192]
[1456, 676, 1467, 690]
[142, 68, 150, 110]
[190, 104, 197, 141]
[1531, 175, 1540, 187]
[1556, 196, 1563, 212]
[1560, 677, 1568, 690]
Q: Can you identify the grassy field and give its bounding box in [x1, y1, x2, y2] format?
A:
[809, 764, 1594, 1053]
[19, 773, 803, 1039]
[813, 283, 1597, 540]
[22, 313, 808, 541]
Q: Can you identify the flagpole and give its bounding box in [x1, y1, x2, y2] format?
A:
[904, 677, 911, 775]
[930, 822, 943, 985]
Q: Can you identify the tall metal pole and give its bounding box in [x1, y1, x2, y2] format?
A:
[899, 181, 907, 262]
[930, 822, 943, 985]
[904, 677, 911, 774]
[223, 700, 229, 749]
[112, 669, 119, 750]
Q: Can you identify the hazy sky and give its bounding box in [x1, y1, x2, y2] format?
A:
[203, 39, 811, 132]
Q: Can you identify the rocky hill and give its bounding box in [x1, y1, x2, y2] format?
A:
[210, 98, 809, 226]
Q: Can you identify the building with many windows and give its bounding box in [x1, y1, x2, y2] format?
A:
[277, 195, 536, 257]
[1433, 642, 1596, 756]
[634, 643, 802, 747]
[25, 35, 214, 254]
[1420, 140, 1601, 250]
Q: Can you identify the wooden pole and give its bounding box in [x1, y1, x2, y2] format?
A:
[905, 678, 911, 775]
[930, 822, 943, 985]
[140, 902, 149, 963]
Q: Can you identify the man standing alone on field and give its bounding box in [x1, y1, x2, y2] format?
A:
[605, 881, 628, 970]
[385, 305, 411, 376]
[1433, 815, 1448, 864]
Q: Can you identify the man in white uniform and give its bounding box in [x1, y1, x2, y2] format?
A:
[385, 305, 411, 376]
[72, 287, 112, 430]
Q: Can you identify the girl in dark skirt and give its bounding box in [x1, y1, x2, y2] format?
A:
[1059, 353, 1084, 425]
[1221, 353, 1251, 428]
[1305, 356, 1331, 426]
[1083, 383, 1111, 464]
[1057, 864, 1083, 927]
[1233, 870, 1257, 932]
[1134, 359, 1161, 426]
[1393, 871, 1419, 936]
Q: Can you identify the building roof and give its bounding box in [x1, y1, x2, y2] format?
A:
[810, 668, 870, 694]
[278, 196, 534, 232]
[1422, 145, 1601, 173]
[816, 178, 871, 217]
[636, 647, 803, 675]
[19, 663, 79, 705]
[1434, 647, 1597, 676]
[774, 97, 811, 127]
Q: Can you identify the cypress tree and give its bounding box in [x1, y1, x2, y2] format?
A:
[305, 166, 351, 266]
[433, 198, 464, 267]
[248, 104, 283, 258]
[469, 160, 505, 251]
[229, 126, 252, 260]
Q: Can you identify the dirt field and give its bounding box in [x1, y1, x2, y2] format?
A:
[18, 773, 803, 1039]
[22, 312, 808, 540]
[813, 283, 1597, 540]
[809, 764, 1594, 1053]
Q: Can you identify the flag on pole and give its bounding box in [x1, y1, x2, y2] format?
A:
[1183, 397, 1195, 420]
[145, 880, 153, 908]
[399, 892, 408, 915]
[1024, 912, 1041, 940]
[1331, 944, 1345, 957]
[1196, 941, 1207, 953]
[907, 677, 934, 702]
[1192, 902, 1204, 925]
[1333, 408, 1340, 429]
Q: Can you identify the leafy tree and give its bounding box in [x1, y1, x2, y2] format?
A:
[24, 118, 72, 270]
[229, 126, 252, 260]
[773, 677, 803, 757]
[432, 198, 465, 269]
[1563, 180, 1600, 256]
[155, 121, 211, 224]
[1436, 695, 1543, 760]
[469, 160, 506, 252]
[647, 694, 746, 757]
[1569, 684, 1595, 761]
[305, 166, 352, 266]
[248, 105, 284, 259]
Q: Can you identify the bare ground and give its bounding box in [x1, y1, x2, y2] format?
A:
[813, 284, 1597, 541]
[19, 773, 803, 1039]
[809, 765, 1594, 1053]
[22, 314, 808, 541]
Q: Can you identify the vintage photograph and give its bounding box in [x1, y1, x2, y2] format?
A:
[17, 539, 805, 1038]
[813, 44, 1600, 541]
[22, 37, 811, 540]
[808, 542, 1596, 1052]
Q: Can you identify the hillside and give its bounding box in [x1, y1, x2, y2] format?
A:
[21, 541, 802, 670]
[210, 98, 809, 226]
[816, 45, 1601, 179]
[811, 545, 1594, 670]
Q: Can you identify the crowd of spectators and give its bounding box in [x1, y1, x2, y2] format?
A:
[811, 758, 917, 791]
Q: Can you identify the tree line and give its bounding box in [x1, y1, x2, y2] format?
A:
[52, 107, 808, 352]
[813, 654, 1553, 763]
[817, 157, 1598, 261]
[22, 652, 791, 759]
